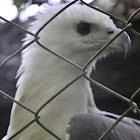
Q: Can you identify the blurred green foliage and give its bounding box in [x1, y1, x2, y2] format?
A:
[110, 0, 117, 3]
[14, 0, 29, 12]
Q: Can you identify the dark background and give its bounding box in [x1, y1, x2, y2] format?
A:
[0, 0, 140, 139]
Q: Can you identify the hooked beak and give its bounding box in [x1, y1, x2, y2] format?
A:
[107, 27, 131, 59]
[121, 31, 131, 59]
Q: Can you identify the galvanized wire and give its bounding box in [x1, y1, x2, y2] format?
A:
[0, 1, 140, 140]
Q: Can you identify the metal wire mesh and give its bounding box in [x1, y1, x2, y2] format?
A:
[0, 0, 140, 140]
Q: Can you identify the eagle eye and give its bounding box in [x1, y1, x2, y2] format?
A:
[76, 22, 91, 36]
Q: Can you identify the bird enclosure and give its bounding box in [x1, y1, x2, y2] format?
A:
[0, 0, 140, 140]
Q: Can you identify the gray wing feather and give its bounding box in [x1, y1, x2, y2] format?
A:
[66, 113, 140, 140]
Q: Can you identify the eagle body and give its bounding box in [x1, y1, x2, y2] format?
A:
[3, 3, 138, 140]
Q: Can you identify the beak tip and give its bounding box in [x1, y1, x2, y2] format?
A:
[123, 32, 131, 59]
[124, 43, 131, 59]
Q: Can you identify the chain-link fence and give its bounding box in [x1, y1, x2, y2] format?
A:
[0, 0, 140, 140]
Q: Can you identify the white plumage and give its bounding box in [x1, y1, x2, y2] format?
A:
[3, 3, 140, 140]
